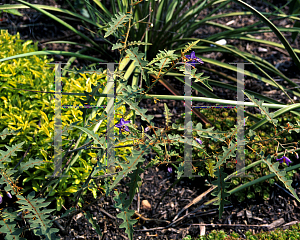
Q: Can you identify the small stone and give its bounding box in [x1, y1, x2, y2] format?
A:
[266, 218, 285, 230]
[237, 210, 244, 217]
[258, 47, 268, 52]
[141, 200, 151, 211]
[246, 210, 252, 219]
[74, 213, 84, 221]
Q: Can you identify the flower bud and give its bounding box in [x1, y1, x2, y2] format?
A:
[196, 138, 202, 145]
[7, 192, 12, 199]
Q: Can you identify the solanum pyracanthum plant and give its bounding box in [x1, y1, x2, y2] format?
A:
[0, 0, 300, 240]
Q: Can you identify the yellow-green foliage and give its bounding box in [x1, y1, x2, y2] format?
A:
[0, 30, 132, 210]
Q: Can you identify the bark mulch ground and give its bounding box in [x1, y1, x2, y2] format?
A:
[1, 0, 300, 239]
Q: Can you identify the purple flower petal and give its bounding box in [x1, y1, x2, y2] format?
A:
[190, 51, 196, 59]
[196, 138, 202, 145]
[196, 58, 204, 64]
[276, 156, 292, 166]
[185, 51, 204, 67]
[167, 167, 172, 173]
[6, 192, 12, 199]
[115, 118, 131, 134]
[0, 195, 2, 204]
[115, 118, 130, 128]
[283, 156, 292, 166]
[276, 157, 284, 164]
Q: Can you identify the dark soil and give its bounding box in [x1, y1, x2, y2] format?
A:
[1, 0, 300, 239]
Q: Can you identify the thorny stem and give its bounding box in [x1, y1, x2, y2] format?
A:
[123, 0, 133, 49]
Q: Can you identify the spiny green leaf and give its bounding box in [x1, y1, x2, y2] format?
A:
[286, 121, 300, 133]
[104, 12, 132, 38]
[164, 103, 173, 127]
[244, 91, 278, 127]
[206, 159, 216, 178]
[113, 41, 152, 50]
[117, 210, 136, 240]
[125, 47, 148, 81]
[176, 162, 185, 179]
[117, 95, 154, 125]
[16, 191, 59, 240]
[0, 168, 19, 195]
[0, 209, 25, 240]
[84, 211, 102, 237]
[19, 157, 45, 172]
[182, 40, 201, 55]
[261, 152, 300, 202]
[126, 162, 144, 205]
[0, 142, 25, 165]
[211, 167, 231, 219]
[113, 191, 131, 211]
[113, 191, 137, 240]
[214, 141, 237, 170]
[147, 49, 178, 67]
[0, 127, 22, 140]
[108, 145, 150, 193]
[112, 42, 124, 50]
[177, 66, 212, 91]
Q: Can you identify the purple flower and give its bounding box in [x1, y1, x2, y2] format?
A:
[196, 138, 202, 145]
[6, 192, 12, 199]
[167, 167, 172, 173]
[0, 195, 2, 204]
[185, 51, 204, 67]
[144, 126, 150, 132]
[276, 156, 292, 166]
[115, 118, 131, 134]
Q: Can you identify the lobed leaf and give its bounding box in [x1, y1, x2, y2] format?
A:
[125, 47, 148, 81]
[104, 12, 132, 38]
[16, 191, 59, 240]
[261, 151, 300, 202]
[211, 167, 231, 219]
[182, 39, 201, 55]
[244, 91, 278, 127]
